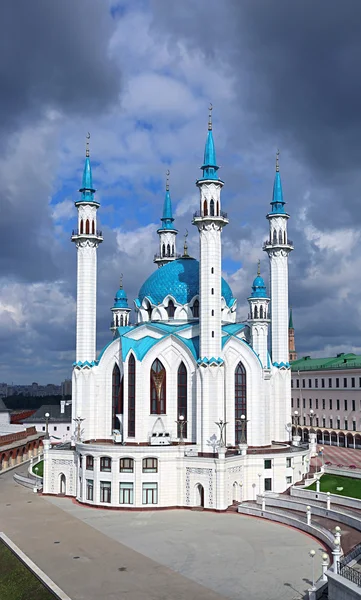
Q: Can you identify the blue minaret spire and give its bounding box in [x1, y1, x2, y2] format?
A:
[269, 149, 285, 214]
[78, 133, 98, 205]
[154, 170, 178, 267]
[200, 104, 219, 180]
[160, 169, 176, 230]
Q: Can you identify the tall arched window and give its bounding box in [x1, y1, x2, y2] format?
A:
[167, 244, 171, 257]
[177, 362, 187, 438]
[279, 230, 283, 244]
[92, 220, 95, 234]
[120, 315, 124, 326]
[210, 199, 215, 216]
[150, 359, 166, 414]
[273, 230, 277, 244]
[235, 362, 247, 443]
[260, 306, 263, 319]
[80, 220, 84, 234]
[112, 364, 123, 430]
[162, 243, 165, 257]
[254, 306, 258, 319]
[146, 302, 152, 321]
[203, 199, 208, 216]
[192, 299, 199, 318]
[128, 355, 136, 437]
[216, 200, 219, 216]
[167, 300, 175, 319]
[86, 219, 90, 234]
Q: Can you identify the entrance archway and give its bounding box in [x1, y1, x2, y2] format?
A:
[195, 483, 205, 507]
[59, 473, 66, 495]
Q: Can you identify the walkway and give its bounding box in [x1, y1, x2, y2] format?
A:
[0, 465, 324, 600]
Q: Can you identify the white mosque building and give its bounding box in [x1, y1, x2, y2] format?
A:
[43, 110, 311, 509]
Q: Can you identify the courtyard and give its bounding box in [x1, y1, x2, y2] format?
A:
[0, 465, 325, 600]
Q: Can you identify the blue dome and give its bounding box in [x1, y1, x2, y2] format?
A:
[137, 258, 235, 307]
[113, 288, 128, 309]
[250, 275, 268, 298]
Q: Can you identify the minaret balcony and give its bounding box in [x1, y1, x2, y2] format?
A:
[263, 238, 294, 251]
[193, 210, 228, 220]
[71, 229, 103, 241]
[154, 252, 182, 262]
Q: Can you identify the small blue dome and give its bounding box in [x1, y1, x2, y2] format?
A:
[250, 275, 268, 298]
[137, 258, 235, 307]
[113, 287, 128, 309]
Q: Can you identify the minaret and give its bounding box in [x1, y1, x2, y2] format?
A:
[288, 308, 297, 362]
[263, 151, 294, 365]
[71, 134, 103, 363]
[154, 170, 178, 268]
[110, 275, 131, 334]
[193, 105, 228, 359]
[247, 261, 270, 368]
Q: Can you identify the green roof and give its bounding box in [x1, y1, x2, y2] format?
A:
[291, 353, 361, 372]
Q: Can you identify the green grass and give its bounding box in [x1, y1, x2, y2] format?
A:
[0, 540, 56, 600]
[32, 460, 43, 477]
[307, 474, 361, 499]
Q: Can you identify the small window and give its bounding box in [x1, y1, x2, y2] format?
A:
[42, 426, 45, 431]
[344, 399, 348, 411]
[211, 288, 214, 295]
[302, 379, 305, 388]
[291, 398, 294, 408]
[192, 299, 199, 318]
[353, 421, 356, 431]
[67, 426, 70, 431]
[119, 482, 134, 504]
[343, 378, 347, 388]
[79, 454, 82, 468]
[286, 476, 292, 484]
[308, 379, 312, 388]
[315, 399, 319, 409]
[211, 267, 214, 274]
[336, 378, 339, 388]
[296, 379, 299, 388]
[352, 377, 355, 388]
[329, 418, 333, 429]
[86, 479, 94, 501]
[211, 331, 214, 338]
[264, 459, 272, 469]
[352, 400, 356, 411]
[211, 310, 214, 316]
[303, 416, 306, 425]
[100, 481, 111, 503]
[329, 378, 332, 388]
[142, 457, 158, 473]
[316, 417, 319, 427]
[337, 419, 340, 429]
[291, 380, 293, 388]
[322, 399, 325, 409]
[329, 399, 332, 410]
[359, 377, 361, 387]
[321, 378, 325, 388]
[315, 379, 318, 388]
[309, 399, 312, 409]
[344, 420, 348, 431]
[142, 482, 158, 504]
[86, 455, 94, 471]
[322, 417, 326, 428]
[120, 458, 134, 473]
[297, 398, 300, 408]
[264, 478, 272, 492]
[100, 457, 112, 472]
[337, 399, 340, 411]
[286, 458, 292, 468]
[303, 398, 305, 409]
[54, 426, 57, 431]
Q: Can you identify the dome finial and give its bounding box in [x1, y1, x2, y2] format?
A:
[208, 103, 213, 131]
[183, 230, 189, 257]
[257, 259, 261, 276]
[166, 169, 170, 192]
[86, 132, 90, 158]
[119, 273, 123, 289]
[276, 148, 280, 172]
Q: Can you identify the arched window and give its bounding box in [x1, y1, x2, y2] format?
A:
[279, 230, 283, 244]
[177, 362, 187, 438]
[86, 219, 90, 234]
[162, 243, 165, 257]
[203, 199, 208, 216]
[167, 299, 175, 319]
[112, 364, 123, 430]
[150, 359, 166, 414]
[284, 231, 287, 244]
[216, 200, 219, 216]
[273, 230, 277, 244]
[115, 315, 119, 327]
[146, 302, 152, 321]
[128, 355, 136, 437]
[92, 220, 95, 235]
[167, 244, 171, 257]
[80, 220, 84, 234]
[211, 288, 214, 295]
[254, 306, 258, 319]
[235, 362, 247, 444]
[120, 315, 124, 326]
[192, 299, 199, 318]
[260, 306, 263, 319]
[172, 244, 174, 256]
[211, 267, 214, 274]
[211, 309, 214, 316]
[210, 199, 215, 216]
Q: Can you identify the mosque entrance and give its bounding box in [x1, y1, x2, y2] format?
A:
[195, 484, 205, 507]
[59, 473, 66, 495]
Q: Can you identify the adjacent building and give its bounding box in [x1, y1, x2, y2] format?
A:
[23, 401, 72, 444]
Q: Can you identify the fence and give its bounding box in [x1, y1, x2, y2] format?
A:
[337, 561, 361, 588]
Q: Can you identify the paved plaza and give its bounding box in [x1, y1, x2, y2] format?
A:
[0, 465, 324, 600]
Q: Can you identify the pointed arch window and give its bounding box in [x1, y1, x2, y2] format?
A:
[210, 199, 215, 216]
[120, 314, 124, 326]
[235, 362, 247, 444]
[192, 299, 199, 318]
[80, 220, 84, 234]
[146, 301, 152, 321]
[128, 355, 136, 437]
[279, 230, 283, 244]
[273, 230, 277, 244]
[216, 200, 219, 216]
[254, 306, 258, 319]
[260, 306, 263, 319]
[177, 362, 187, 438]
[162, 243, 165, 257]
[150, 359, 166, 414]
[167, 244, 171, 257]
[203, 199, 208, 216]
[112, 364, 123, 430]
[92, 220, 95, 235]
[86, 219, 90, 234]
[167, 299, 175, 319]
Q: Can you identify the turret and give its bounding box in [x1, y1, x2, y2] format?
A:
[247, 261, 270, 368]
[110, 276, 131, 333]
[154, 170, 179, 267]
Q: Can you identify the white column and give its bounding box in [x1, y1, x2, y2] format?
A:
[268, 249, 290, 364]
[76, 242, 97, 363]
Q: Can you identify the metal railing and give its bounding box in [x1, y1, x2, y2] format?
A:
[338, 562, 361, 587]
[193, 210, 228, 219]
[340, 542, 361, 566]
[153, 253, 182, 261]
[263, 238, 294, 248]
[71, 229, 103, 237]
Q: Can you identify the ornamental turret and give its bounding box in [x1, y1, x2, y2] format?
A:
[71, 134, 103, 364]
[154, 170, 179, 268]
[247, 261, 270, 368]
[263, 151, 293, 366]
[110, 276, 131, 334]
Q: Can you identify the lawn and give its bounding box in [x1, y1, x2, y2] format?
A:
[307, 474, 361, 499]
[32, 460, 43, 477]
[0, 540, 56, 600]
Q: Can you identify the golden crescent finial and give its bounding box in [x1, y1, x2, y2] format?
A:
[86, 132, 90, 157]
[183, 230, 189, 256]
[208, 103, 213, 131]
[166, 169, 170, 192]
[276, 148, 280, 172]
[119, 273, 123, 289]
[257, 260, 261, 276]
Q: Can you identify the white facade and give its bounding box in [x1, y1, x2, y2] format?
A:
[43, 120, 307, 509]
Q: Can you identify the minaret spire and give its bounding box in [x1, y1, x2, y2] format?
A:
[201, 103, 218, 180]
[154, 170, 178, 268]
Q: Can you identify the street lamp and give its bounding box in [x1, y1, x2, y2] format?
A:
[320, 446, 325, 471]
[215, 419, 228, 447]
[309, 409, 314, 428]
[175, 414, 187, 444]
[44, 412, 50, 439]
[293, 410, 300, 427]
[309, 549, 316, 590]
[236, 414, 249, 444]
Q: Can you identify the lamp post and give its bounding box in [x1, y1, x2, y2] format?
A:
[309, 549, 316, 590]
[215, 419, 228, 448]
[236, 414, 249, 445]
[73, 416, 85, 443]
[44, 412, 50, 439]
[293, 410, 300, 428]
[309, 409, 314, 428]
[175, 414, 187, 444]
